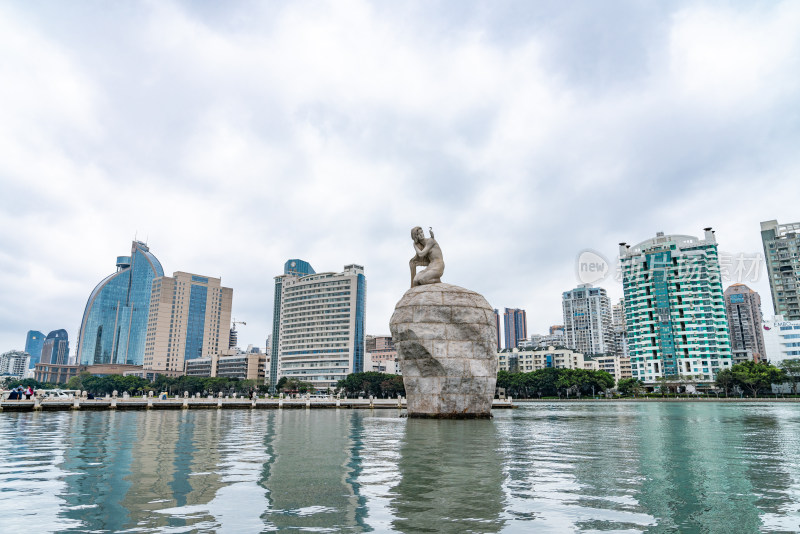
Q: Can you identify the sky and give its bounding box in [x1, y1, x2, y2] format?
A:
[1, 0, 799, 353]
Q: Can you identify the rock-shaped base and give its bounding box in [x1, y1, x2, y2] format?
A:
[389, 283, 498, 418]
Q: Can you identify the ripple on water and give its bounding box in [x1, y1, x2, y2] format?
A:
[2, 403, 800, 532]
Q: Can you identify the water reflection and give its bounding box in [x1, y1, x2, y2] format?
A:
[496, 403, 656, 532]
[261, 410, 364, 531]
[390, 418, 504, 533]
[3, 404, 800, 532]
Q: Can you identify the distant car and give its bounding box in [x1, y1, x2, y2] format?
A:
[47, 390, 70, 398]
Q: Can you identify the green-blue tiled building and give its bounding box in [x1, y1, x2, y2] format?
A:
[619, 229, 732, 385]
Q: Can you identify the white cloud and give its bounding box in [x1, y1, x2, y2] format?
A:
[1, 0, 799, 351]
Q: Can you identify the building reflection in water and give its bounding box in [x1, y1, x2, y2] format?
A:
[58, 411, 137, 531]
[153, 409, 274, 531]
[260, 409, 366, 531]
[390, 418, 505, 533]
[119, 409, 224, 531]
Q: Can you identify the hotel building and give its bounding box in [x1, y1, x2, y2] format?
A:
[271, 261, 366, 391]
[763, 315, 800, 364]
[620, 229, 732, 384]
[143, 272, 233, 375]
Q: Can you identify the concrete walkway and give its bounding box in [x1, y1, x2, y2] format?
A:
[1, 397, 515, 412]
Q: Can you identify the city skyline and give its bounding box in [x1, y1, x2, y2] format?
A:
[2, 1, 800, 352]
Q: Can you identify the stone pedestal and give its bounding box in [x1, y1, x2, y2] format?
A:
[389, 283, 498, 418]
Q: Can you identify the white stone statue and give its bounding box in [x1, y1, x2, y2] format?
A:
[409, 226, 444, 287]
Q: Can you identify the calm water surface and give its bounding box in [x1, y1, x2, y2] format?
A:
[2, 402, 800, 533]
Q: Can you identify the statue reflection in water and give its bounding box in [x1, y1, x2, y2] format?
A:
[391, 418, 505, 533]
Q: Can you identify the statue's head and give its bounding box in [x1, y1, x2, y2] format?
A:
[411, 226, 424, 242]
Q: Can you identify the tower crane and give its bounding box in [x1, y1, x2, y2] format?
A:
[229, 318, 247, 349]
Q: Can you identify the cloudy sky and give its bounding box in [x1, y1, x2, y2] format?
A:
[1, 0, 799, 353]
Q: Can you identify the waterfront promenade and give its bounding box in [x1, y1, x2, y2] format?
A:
[0, 396, 515, 412]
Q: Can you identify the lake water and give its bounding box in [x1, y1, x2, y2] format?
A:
[2, 402, 800, 533]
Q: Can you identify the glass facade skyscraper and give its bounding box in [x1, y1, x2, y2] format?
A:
[77, 241, 164, 366]
[24, 330, 45, 369]
[41, 329, 69, 365]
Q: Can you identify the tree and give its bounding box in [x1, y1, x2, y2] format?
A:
[779, 359, 800, 394]
[66, 372, 91, 391]
[275, 377, 288, 392]
[380, 376, 405, 397]
[730, 361, 787, 397]
[715, 369, 734, 396]
[617, 378, 643, 397]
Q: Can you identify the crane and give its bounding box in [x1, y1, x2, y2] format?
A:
[229, 318, 247, 349]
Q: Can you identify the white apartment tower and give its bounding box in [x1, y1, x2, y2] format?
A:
[272, 262, 366, 391]
[620, 229, 732, 384]
[143, 272, 233, 375]
[562, 284, 613, 355]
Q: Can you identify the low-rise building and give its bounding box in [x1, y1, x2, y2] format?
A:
[33, 363, 144, 384]
[519, 332, 567, 349]
[590, 355, 632, 382]
[183, 349, 267, 382]
[497, 346, 592, 373]
[763, 315, 800, 365]
[364, 353, 399, 374]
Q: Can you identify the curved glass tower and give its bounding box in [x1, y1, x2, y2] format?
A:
[77, 241, 164, 366]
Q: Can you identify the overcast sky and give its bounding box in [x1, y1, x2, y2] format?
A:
[1, 0, 799, 353]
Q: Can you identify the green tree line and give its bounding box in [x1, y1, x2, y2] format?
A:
[336, 372, 405, 398]
[714, 360, 789, 397]
[496, 368, 615, 398]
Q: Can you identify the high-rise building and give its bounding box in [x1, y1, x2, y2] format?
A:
[611, 299, 627, 357]
[24, 330, 45, 369]
[562, 284, 613, 356]
[271, 262, 366, 391]
[143, 272, 233, 375]
[493, 310, 501, 350]
[0, 350, 30, 377]
[77, 241, 164, 366]
[724, 284, 766, 363]
[503, 308, 527, 349]
[41, 329, 69, 365]
[761, 220, 800, 321]
[269, 259, 316, 390]
[620, 229, 733, 384]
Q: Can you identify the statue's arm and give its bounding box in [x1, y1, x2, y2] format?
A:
[417, 239, 435, 258]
